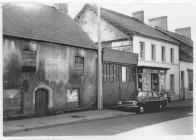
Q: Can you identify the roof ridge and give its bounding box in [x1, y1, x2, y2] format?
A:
[100, 7, 143, 23]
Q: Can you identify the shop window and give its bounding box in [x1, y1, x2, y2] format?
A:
[170, 74, 175, 92]
[128, 65, 136, 82]
[170, 48, 174, 63]
[161, 46, 166, 62]
[122, 66, 126, 82]
[151, 44, 156, 61]
[75, 56, 84, 73]
[188, 69, 193, 91]
[139, 42, 145, 60]
[22, 42, 37, 73]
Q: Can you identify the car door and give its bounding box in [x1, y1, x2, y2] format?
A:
[147, 92, 154, 111]
[152, 92, 159, 109]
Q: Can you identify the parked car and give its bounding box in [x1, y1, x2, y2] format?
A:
[117, 91, 168, 113]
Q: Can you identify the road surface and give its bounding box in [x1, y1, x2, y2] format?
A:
[6, 107, 193, 136]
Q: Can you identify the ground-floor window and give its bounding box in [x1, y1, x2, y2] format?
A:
[170, 74, 175, 92]
[103, 63, 136, 83]
[187, 69, 193, 91]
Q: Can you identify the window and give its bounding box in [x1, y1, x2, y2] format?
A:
[75, 56, 84, 73]
[188, 69, 193, 91]
[139, 42, 145, 60]
[127, 65, 136, 82]
[151, 44, 156, 61]
[170, 48, 174, 63]
[170, 74, 175, 92]
[22, 42, 37, 73]
[161, 46, 166, 62]
[122, 66, 126, 82]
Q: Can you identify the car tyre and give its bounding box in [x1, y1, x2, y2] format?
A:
[136, 106, 145, 114]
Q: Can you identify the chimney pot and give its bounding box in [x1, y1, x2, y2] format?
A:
[132, 11, 144, 23]
[175, 27, 191, 39]
[149, 16, 167, 30]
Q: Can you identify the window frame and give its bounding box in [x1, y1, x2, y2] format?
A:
[187, 69, 193, 91]
[170, 74, 175, 93]
[170, 48, 174, 63]
[161, 46, 166, 62]
[151, 44, 156, 61]
[75, 56, 84, 73]
[139, 42, 145, 60]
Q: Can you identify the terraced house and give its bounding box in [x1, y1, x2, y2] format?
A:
[3, 3, 98, 118]
[155, 27, 193, 100]
[75, 4, 184, 101]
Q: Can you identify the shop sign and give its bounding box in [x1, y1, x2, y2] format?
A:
[67, 88, 79, 102]
[143, 69, 158, 73]
[159, 70, 166, 74]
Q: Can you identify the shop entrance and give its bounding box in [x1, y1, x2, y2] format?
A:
[151, 74, 159, 91]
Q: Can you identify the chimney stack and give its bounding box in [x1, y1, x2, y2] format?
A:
[54, 3, 68, 14]
[133, 11, 144, 23]
[175, 27, 191, 39]
[149, 16, 167, 30]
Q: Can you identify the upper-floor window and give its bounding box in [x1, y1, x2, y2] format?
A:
[22, 42, 37, 73]
[75, 56, 84, 73]
[139, 42, 145, 60]
[170, 48, 174, 63]
[161, 46, 166, 62]
[151, 44, 156, 61]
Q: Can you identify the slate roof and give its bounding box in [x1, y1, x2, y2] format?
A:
[75, 4, 178, 45]
[155, 27, 193, 47]
[3, 3, 96, 50]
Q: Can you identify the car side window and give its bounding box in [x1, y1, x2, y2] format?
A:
[153, 92, 158, 98]
[148, 92, 153, 98]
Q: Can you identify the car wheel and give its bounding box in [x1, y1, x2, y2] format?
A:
[137, 106, 145, 114]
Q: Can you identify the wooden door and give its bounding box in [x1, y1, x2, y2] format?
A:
[35, 89, 48, 117]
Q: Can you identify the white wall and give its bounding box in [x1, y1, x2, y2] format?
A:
[133, 35, 180, 100]
[180, 61, 193, 99]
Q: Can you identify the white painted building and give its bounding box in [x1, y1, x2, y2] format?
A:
[75, 4, 190, 100]
[156, 27, 193, 100]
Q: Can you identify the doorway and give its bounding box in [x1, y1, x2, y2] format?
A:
[181, 71, 185, 100]
[35, 88, 49, 117]
[151, 74, 159, 91]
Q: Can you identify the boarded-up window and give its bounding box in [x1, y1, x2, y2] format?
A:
[22, 42, 37, 73]
[75, 56, 84, 73]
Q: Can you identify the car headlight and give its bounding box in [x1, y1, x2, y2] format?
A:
[118, 101, 122, 105]
[133, 101, 137, 105]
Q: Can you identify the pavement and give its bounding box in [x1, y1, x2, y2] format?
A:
[3, 99, 193, 135]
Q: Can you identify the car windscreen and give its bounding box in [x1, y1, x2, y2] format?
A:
[131, 92, 148, 98]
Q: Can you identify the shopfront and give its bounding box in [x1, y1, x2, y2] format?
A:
[137, 66, 168, 92]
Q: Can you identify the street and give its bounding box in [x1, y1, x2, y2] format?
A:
[6, 106, 193, 136]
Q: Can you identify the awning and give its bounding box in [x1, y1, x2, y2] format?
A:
[137, 66, 170, 71]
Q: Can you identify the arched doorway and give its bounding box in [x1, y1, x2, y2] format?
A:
[35, 88, 49, 117]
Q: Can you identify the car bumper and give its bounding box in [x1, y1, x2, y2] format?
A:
[117, 104, 139, 111]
